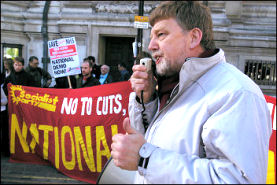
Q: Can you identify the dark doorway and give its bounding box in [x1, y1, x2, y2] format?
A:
[105, 37, 135, 82]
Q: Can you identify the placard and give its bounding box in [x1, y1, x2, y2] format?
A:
[48, 37, 81, 78]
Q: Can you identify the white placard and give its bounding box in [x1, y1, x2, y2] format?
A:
[48, 37, 81, 78]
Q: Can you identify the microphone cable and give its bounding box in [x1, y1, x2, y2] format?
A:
[140, 90, 149, 131]
[141, 91, 149, 132]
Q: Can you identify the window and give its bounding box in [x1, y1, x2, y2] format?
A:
[2, 43, 22, 59]
[1, 43, 23, 72]
[244, 60, 276, 85]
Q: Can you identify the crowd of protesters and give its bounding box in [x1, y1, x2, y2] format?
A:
[0, 54, 136, 157]
[1, 55, 133, 90]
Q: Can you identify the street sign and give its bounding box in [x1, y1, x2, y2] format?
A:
[134, 15, 149, 29]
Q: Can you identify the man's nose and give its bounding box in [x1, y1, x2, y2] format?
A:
[148, 38, 158, 51]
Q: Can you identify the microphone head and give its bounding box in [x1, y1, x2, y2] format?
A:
[140, 58, 152, 72]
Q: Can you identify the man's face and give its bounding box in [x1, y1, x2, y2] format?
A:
[148, 18, 191, 77]
[81, 62, 92, 77]
[29, 59, 39, 68]
[101, 65, 109, 75]
[13, 61, 24, 72]
[117, 65, 121, 71]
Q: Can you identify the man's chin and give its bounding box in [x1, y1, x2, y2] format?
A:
[156, 68, 179, 77]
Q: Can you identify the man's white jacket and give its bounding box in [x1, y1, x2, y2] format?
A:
[128, 49, 272, 184]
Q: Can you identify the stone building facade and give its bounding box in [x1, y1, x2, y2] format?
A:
[1, 1, 276, 95]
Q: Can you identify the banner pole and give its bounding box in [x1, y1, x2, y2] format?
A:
[67, 76, 72, 89]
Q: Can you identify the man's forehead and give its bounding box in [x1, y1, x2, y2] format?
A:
[15, 61, 23, 65]
[150, 18, 173, 37]
[82, 62, 89, 67]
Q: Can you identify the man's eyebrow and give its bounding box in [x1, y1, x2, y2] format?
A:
[150, 28, 159, 39]
[150, 24, 167, 39]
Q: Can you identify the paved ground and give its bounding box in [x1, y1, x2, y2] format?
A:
[1, 153, 89, 184]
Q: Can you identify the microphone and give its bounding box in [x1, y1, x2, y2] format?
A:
[139, 58, 153, 131]
[140, 58, 152, 72]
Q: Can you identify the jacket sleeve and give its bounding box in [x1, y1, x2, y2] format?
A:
[41, 68, 52, 87]
[137, 90, 272, 184]
[2, 76, 10, 95]
[42, 69, 52, 80]
[1, 86, 8, 106]
[128, 92, 158, 135]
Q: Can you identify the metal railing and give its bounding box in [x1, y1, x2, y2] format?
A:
[244, 60, 276, 85]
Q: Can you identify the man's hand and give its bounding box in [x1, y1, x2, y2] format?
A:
[111, 117, 146, 170]
[130, 64, 156, 103]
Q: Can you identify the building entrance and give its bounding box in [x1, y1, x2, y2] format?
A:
[104, 36, 135, 82]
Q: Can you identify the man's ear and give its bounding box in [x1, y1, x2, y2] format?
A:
[190, 28, 202, 49]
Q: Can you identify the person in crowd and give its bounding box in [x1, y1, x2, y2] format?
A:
[1, 58, 14, 85]
[117, 63, 130, 81]
[25, 56, 52, 88]
[1, 85, 9, 156]
[111, 1, 272, 184]
[87, 56, 101, 80]
[54, 75, 77, 89]
[99, 64, 113, 85]
[76, 58, 100, 88]
[0, 58, 13, 157]
[3, 57, 33, 95]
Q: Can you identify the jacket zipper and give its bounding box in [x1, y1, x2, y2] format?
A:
[145, 83, 180, 140]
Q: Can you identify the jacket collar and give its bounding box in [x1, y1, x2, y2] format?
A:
[156, 48, 225, 114]
[178, 48, 225, 91]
